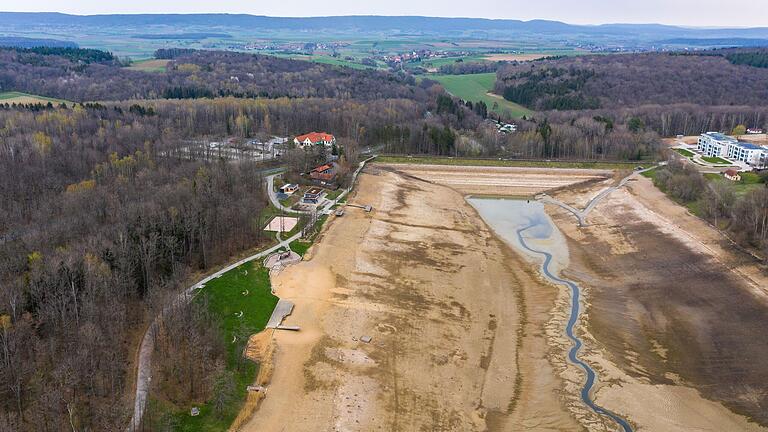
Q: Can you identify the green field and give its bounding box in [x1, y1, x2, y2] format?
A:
[155, 262, 278, 431]
[125, 58, 171, 72]
[0, 91, 70, 105]
[375, 155, 642, 170]
[269, 53, 379, 70]
[427, 73, 532, 118]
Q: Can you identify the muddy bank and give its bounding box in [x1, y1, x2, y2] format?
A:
[549, 183, 768, 430]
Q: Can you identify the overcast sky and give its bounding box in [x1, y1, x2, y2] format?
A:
[2, 0, 766, 27]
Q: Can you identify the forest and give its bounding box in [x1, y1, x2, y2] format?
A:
[0, 48, 427, 102]
[494, 49, 768, 111]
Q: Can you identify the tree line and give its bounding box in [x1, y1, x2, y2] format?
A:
[650, 159, 768, 254]
[494, 50, 768, 110]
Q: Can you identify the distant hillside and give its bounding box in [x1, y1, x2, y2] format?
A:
[1, 12, 768, 42]
[0, 36, 77, 49]
[494, 49, 768, 110]
[0, 47, 426, 102]
[658, 38, 768, 47]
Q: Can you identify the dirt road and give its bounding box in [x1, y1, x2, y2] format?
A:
[241, 167, 579, 431]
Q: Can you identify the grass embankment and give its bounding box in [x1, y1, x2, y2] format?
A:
[150, 262, 277, 431]
[289, 214, 329, 256]
[376, 155, 644, 170]
[427, 73, 532, 118]
[673, 148, 695, 158]
[642, 167, 703, 215]
[643, 168, 766, 217]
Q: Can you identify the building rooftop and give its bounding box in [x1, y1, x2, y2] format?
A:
[296, 132, 335, 143]
[704, 132, 738, 142]
[736, 141, 762, 150]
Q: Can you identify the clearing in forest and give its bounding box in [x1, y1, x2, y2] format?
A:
[125, 58, 171, 72]
[428, 72, 532, 118]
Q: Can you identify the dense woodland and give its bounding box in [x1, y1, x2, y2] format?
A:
[495, 49, 768, 112]
[0, 48, 426, 102]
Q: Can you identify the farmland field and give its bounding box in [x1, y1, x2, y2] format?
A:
[268, 53, 380, 70]
[125, 58, 170, 72]
[427, 73, 532, 118]
[0, 91, 70, 105]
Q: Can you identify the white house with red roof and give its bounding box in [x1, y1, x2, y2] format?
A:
[294, 132, 336, 148]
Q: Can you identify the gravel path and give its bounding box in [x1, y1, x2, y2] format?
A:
[538, 166, 655, 226]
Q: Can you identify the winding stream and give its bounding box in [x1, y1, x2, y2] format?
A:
[468, 198, 633, 432]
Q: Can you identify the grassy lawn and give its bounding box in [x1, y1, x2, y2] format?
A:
[702, 156, 731, 164]
[427, 73, 532, 118]
[0, 91, 71, 105]
[324, 189, 344, 201]
[375, 155, 643, 170]
[150, 261, 277, 431]
[673, 148, 695, 158]
[289, 240, 312, 257]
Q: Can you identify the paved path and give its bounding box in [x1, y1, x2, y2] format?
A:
[127, 156, 375, 431]
[538, 166, 655, 226]
[126, 231, 302, 432]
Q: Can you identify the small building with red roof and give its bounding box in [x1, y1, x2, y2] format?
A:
[724, 169, 741, 181]
[309, 163, 337, 182]
[294, 132, 336, 148]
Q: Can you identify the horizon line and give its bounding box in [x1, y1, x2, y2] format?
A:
[0, 11, 766, 30]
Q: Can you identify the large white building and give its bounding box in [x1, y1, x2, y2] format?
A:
[727, 141, 767, 166]
[698, 132, 768, 167]
[697, 132, 736, 158]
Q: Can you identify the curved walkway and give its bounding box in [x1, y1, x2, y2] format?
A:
[128, 156, 375, 431]
[265, 156, 375, 216]
[126, 232, 302, 432]
[538, 167, 655, 226]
